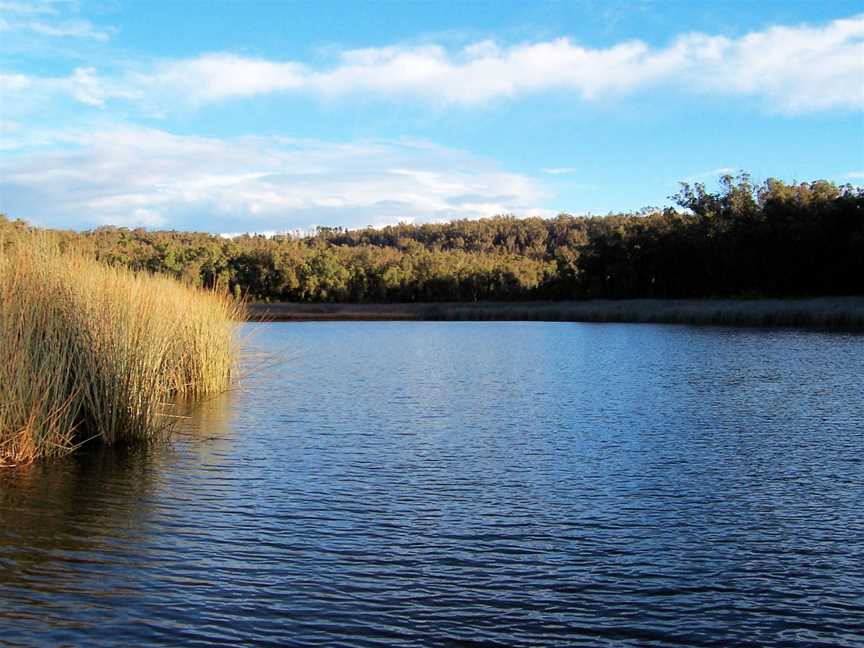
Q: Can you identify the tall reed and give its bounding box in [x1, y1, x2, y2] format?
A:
[0, 233, 244, 466]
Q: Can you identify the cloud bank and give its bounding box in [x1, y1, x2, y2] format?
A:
[0, 127, 551, 231]
[6, 13, 861, 114]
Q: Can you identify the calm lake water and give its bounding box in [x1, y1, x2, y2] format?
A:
[1, 322, 863, 647]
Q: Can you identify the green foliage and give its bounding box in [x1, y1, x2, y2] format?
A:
[10, 175, 863, 302]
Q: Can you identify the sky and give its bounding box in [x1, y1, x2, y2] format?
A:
[1, 0, 863, 234]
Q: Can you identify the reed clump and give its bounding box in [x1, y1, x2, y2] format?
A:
[0, 234, 244, 466]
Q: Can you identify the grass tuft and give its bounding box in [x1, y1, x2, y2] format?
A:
[0, 233, 244, 466]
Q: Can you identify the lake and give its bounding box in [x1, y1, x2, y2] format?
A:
[1, 322, 863, 647]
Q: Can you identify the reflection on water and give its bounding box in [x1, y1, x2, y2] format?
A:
[1, 322, 863, 647]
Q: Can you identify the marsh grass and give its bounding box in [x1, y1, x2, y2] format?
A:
[249, 298, 864, 329]
[0, 234, 244, 466]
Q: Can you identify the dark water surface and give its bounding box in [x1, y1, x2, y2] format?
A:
[2, 322, 863, 647]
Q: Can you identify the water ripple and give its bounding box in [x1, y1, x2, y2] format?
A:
[1, 322, 863, 646]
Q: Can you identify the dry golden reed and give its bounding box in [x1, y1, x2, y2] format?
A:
[0, 233, 243, 466]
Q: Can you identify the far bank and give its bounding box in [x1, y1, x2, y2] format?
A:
[248, 297, 864, 330]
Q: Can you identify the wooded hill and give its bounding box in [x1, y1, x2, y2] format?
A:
[3, 174, 862, 302]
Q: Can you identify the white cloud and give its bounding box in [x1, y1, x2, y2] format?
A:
[0, 126, 551, 231]
[4, 13, 861, 114]
[131, 14, 864, 113]
[844, 171, 864, 180]
[0, 15, 111, 42]
[144, 54, 306, 104]
[681, 15, 864, 112]
[0, 1, 57, 16]
[0, 72, 31, 92]
[129, 38, 672, 107]
[0, 67, 138, 113]
[0, 1, 112, 51]
[542, 167, 577, 175]
[24, 19, 111, 42]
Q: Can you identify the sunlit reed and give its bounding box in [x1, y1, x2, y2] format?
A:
[0, 233, 244, 466]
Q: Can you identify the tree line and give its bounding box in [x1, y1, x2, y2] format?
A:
[2, 174, 862, 302]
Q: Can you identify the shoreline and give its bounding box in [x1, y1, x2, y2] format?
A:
[247, 297, 864, 330]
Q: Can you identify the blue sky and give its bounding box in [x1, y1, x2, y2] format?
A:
[1, 0, 862, 233]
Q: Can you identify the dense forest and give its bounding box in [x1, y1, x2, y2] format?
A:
[2, 174, 862, 302]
